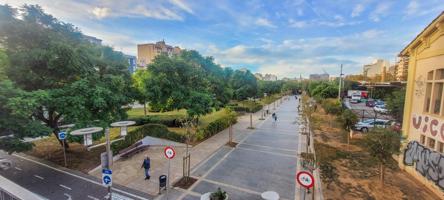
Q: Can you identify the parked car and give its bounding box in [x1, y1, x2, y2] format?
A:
[366, 99, 375, 107]
[354, 119, 391, 132]
[374, 104, 388, 114]
[350, 98, 359, 104]
[375, 99, 385, 106]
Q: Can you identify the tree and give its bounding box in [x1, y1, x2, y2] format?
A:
[385, 89, 405, 122]
[132, 70, 151, 116]
[0, 4, 132, 150]
[145, 54, 213, 120]
[338, 109, 358, 131]
[364, 128, 401, 185]
[229, 69, 258, 100]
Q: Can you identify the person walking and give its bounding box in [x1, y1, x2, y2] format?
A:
[141, 156, 151, 180]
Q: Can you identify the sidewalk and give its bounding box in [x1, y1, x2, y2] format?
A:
[89, 99, 283, 196]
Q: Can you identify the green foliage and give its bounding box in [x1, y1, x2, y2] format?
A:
[197, 109, 237, 141]
[210, 188, 227, 200]
[0, 4, 132, 151]
[111, 124, 185, 154]
[320, 162, 339, 188]
[310, 82, 338, 99]
[130, 115, 186, 127]
[229, 69, 258, 100]
[321, 99, 343, 115]
[385, 89, 405, 122]
[338, 109, 358, 130]
[364, 128, 401, 164]
[257, 80, 283, 96]
[281, 81, 302, 94]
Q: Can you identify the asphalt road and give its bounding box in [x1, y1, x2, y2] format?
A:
[0, 152, 153, 200]
[344, 98, 393, 121]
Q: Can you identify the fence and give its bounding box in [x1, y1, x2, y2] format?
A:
[350, 109, 393, 122]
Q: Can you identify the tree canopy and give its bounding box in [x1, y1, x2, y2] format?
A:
[0, 4, 132, 152]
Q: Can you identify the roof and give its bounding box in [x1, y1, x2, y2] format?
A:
[399, 11, 444, 56]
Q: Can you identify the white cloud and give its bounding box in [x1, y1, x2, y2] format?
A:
[255, 18, 277, 28]
[406, 1, 419, 16]
[288, 19, 307, 28]
[351, 4, 364, 18]
[169, 0, 194, 14]
[92, 7, 111, 19]
[369, 2, 392, 22]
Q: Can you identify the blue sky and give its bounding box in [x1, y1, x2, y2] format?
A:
[2, 0, 444, 78]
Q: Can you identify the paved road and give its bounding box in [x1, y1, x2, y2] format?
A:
[169, 97, 301, 200]
[0, 153, 153, 200]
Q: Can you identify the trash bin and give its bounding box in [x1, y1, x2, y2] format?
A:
[159, 175, 167, 194]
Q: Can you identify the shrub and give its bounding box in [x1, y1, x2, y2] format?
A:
[130, 115, 185, 127]
[111, 123, 185, 154]
[338, 109, 358, 131]
[321, 99, 343, 115]
[197, 110, 237, 141]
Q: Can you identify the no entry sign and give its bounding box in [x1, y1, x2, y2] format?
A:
[164, 146, 176, 159]
[296, 171, 314, 189]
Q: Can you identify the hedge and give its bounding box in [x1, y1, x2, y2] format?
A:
[129, 115, 185, 127]
[196, 113, 237, 141]
[111, 123, 185, 154]
[228, 103, 263, 113]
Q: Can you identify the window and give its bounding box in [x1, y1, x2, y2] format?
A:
[428, 137, 436, 149]
[423, 69, 444, 115]
[420, 135, 426, 144]
[433, 83, 443, 114]
[425, 83, 432, 112]
[438, 142, 444, 153]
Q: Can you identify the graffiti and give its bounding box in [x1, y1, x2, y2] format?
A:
[404, 141, 444, 189]
[415, 75, 425, 97]
[411, 114, 444, 141]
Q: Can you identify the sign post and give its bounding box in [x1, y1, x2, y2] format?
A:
[296, 171, 315, 200]
[164, 146, 175, 200]
[58, 131, 67, 167]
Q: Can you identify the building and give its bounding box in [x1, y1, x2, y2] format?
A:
[83, 35, 102, 45]
[399, 11, 444, 196]
[137, 40, 181, 68]
[396, 56, 409, 81]
[363, 59, 390, 78]
[125, 55, 137, 74]
[309, 73, 329, 81]
[255, 73, 278, 81]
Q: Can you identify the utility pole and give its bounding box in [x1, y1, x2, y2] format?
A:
[338, 64, 343, 100]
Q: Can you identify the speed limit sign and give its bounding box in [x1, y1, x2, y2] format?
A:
[296, 171, 314, 189]
[164, 146, 176, 159]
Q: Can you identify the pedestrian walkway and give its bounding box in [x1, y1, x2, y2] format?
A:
[90, 98, 283, 196]
[171, 97, 302, 200]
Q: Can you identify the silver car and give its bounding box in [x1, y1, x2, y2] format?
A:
[354, 119, 390, 133]
[0, 158, 12, 170]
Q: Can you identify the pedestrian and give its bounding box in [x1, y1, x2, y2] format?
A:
[274, 113, 278, 122]
[141, 156, 151, 180]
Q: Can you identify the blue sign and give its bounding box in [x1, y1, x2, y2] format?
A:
[58, 131, 67, 140]
[102, 169, 112, 186]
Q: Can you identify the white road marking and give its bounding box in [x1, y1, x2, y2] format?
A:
[87, 195, 100, 200]
[34, 175, 44, 180]
[12, 154, 149, 200]
[14, 167, 22, 171]
[64, 193, 72, 200]
[59, 184, 72, 190]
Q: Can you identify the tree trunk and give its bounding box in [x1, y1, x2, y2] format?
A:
[380, 163, 385, 186]
[143, 102, 147, 116]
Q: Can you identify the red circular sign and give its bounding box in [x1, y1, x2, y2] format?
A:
[296, 171, 314, 189]
[164, 146, 175, 159]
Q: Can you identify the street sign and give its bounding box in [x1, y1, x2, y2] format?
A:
[296, 171, 314, 189]
[164, 146, 175, 159]
[102, 168, 112, 187]
[58, 131, 67, 140]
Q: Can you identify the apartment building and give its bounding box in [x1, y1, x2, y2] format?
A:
[137, 40, 181, 68]
[363, 59, 390, 78]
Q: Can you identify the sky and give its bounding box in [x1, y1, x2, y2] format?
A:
[1, 0, 444, 78]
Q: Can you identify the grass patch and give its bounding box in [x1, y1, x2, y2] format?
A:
[127, 108, 186, 118]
